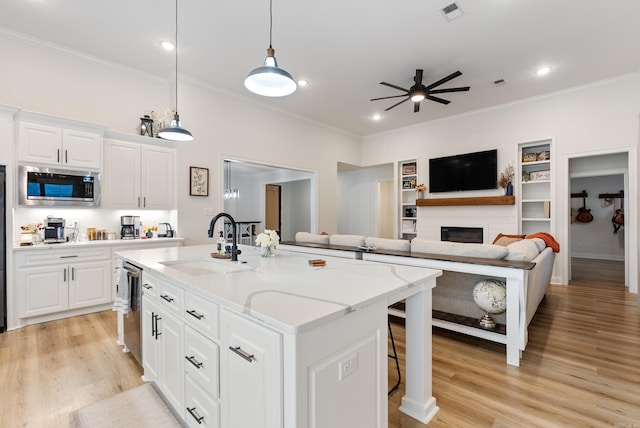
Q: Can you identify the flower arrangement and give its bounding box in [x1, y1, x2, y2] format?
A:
[498, 164, 515, 189]
[143, 225, 158, 233]
[255, 229, 280, 247]
[20, 223, 43, 234]
[415, 183, 426, 192]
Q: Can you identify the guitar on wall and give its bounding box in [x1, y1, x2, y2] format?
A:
[575, 191, 593, 223]
[612, 190, 624, 234]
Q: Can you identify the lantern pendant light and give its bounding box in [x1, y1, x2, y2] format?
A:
[158, 0, 194, 142]
[224, 160, 239, 200]
[244, 0, 297, 97]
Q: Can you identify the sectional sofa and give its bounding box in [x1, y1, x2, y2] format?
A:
[282, 232, 557, 366]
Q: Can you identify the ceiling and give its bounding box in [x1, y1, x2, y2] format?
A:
[2, 0, 640, 136]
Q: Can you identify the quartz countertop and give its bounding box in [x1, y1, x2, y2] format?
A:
[14, 237, 184, 251]
[114, 244, 440, 334]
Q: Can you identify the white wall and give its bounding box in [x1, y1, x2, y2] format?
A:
[570, 175, 625, 260]
[337, 164, 393, 236]
[0, 31, 362, 247]
[362, 74, 640, 286]
[281, 179, 311, 241]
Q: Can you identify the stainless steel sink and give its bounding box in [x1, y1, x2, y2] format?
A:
[159, 258, 250, 276]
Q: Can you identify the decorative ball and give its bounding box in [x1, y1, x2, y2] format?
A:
[473, 279, 507, 314]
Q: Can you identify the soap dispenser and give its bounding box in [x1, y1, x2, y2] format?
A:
[217, 231, 225, 255]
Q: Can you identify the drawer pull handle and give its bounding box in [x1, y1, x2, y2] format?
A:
[160, 295, 174, 303]
[229, 346, 255, 362]
[187, 406, 205, 424]
[186, 309, 204, 320]
[60, 255, 79, 259]
[185, 355, 203, 369]
[142, 284, 153, 290]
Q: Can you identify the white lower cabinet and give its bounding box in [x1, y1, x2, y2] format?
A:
[185, 373, 220, 427]
[221, 308, 282, 428]
[16, 247, 112, 319]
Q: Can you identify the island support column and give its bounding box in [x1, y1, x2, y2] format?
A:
[399, 285, 439, 423]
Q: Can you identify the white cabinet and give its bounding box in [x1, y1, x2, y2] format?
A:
[518, 139, 554, 236]
[221, 308, 282, 428]
[399, 159, 418, 239]
[18, 121, 102, 169]
[16, 247, 112, 319]
[103, 138, 175, 209]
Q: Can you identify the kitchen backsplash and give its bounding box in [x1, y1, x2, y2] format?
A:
[13, 207, 177, 244]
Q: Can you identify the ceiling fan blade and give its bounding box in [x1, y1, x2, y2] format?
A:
[428, 86, 470, 94]
[370, 94, 410, 101]
[414, 69, 424, 86]
[385, 97, 410, 111]
[426, 95, 450, 105]
[424, 70, 463, 90]
[414, 101, 420, 113]
[380, 82, 409, 92]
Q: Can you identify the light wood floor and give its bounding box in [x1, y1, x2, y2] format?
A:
[1, 272, 639, 427]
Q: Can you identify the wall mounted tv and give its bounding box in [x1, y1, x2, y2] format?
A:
[429, 149, 497, 193]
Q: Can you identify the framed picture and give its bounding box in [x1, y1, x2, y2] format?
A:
[402, 164, 416, 175]
[529, 170, 550, 181]
[189, 166, 209, 196]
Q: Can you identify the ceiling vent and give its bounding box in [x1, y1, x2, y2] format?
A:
[493, 78, 506, 86]
[440, 2, 464, 21]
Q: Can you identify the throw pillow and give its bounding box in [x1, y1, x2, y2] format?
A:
[503, 239, 540, 261]
[492, 233, 526, 246]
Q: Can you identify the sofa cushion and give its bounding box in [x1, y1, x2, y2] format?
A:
[503, 239, 540, 261]
[329, 234, 366, 247]
[492, 233, 526, 246]
[295, 232, 330, 244]
[411, 238, 508, 259]
[365, 237, 411, 252]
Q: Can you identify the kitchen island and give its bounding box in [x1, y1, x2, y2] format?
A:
[115, 244, 440, 427]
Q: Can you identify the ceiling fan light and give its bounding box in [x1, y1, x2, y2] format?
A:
[244, 48, 297, 97]
[410, 92, 426, 102]
[157, 113, 194, 142]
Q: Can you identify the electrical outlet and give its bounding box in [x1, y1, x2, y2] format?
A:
[338, 352, 358, 381]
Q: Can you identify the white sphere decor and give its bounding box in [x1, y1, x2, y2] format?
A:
[472, 279, 507, 329]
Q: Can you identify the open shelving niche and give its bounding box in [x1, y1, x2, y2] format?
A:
[518, 139, 554, 236]
[399, 159, 418, 239]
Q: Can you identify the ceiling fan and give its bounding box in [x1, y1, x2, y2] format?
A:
[371, 69, 470, 113]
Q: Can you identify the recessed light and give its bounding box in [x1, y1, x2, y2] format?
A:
[160, 41, 175, 51]
[372, 114, 382, 121]
[536, 66, 552, 76]
[297, 79, 308, 87]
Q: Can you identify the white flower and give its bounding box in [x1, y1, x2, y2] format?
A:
[255, 229, 280, 247]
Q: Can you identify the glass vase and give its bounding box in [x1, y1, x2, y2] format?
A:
[261, 244, 275, 258]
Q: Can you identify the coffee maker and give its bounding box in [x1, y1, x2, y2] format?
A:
[43, 217, 66, 243]
[121, 215, 141, 239]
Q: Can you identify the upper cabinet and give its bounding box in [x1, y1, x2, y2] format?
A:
[518, 139, 554, 236]
[17, 115, 104, 170]
[103, 132, 176, 210]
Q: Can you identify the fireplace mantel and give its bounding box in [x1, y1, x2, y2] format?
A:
[417, 195, 515, 207]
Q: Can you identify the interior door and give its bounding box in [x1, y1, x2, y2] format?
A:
[265, 184, 281, 235]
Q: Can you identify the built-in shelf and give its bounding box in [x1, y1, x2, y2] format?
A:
[416, 195, 515, 207]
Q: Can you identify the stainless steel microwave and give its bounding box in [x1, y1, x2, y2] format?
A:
[18, 165, 101, 207]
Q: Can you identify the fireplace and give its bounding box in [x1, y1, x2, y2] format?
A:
[441, 227, 483, 243]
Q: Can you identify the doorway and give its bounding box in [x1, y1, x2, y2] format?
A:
[564, 149, 636, 294]
[265, 184, 281, 236]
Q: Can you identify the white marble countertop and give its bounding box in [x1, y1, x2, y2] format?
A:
[114, 244, 440, 334]
[13, 237, 184, 251]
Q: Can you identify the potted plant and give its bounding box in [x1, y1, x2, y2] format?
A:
[498, 165, 515, 195]
[255, 229, 280, 257]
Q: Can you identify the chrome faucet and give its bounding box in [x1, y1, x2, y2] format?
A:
[208, 212, 241, 262]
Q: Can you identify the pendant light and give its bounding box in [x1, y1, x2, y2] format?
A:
[224, 160, 239, 200]
[244, 0, 297, 97]
[158, 0, 193, 142]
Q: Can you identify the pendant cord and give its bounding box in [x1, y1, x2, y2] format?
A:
[268, 0, 273, 48]
[175, 0, 179, 113]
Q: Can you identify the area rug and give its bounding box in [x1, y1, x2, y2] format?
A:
[69, 383, 185, 427]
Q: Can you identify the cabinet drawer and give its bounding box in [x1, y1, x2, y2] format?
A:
[185, 375, 220, 428]
[158, 280, 184, 316]
[185, 293, 219, 339]
[16, 247, 111, 267]
[141, 271, 159, 300]
[184, 326, 219, 397]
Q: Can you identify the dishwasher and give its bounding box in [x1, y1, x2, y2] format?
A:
[122, 262, 143, 365]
